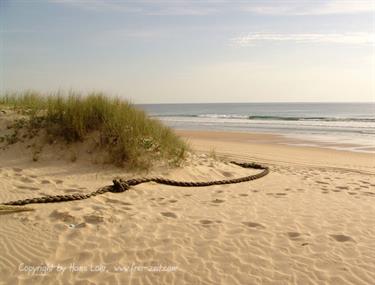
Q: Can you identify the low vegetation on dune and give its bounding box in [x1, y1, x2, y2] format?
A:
[0, 91, 188, 168]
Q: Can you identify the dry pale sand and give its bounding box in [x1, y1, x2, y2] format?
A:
[1, 128, 375, 285]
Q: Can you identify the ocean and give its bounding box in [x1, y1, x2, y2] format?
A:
[137, 103, 375, 153]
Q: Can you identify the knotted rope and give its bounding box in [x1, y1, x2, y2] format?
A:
[1, 161, 269, 206]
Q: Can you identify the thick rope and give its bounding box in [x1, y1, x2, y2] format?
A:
[1, 161, 269, 206]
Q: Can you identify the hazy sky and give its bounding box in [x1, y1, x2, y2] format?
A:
[1, 0, 374, 103]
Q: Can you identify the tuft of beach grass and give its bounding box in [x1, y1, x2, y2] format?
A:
[0, 90, 188, 169]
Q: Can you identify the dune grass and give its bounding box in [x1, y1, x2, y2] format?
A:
[0, 91, 188, 168]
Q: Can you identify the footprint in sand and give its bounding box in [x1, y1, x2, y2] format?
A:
[211, 199, 225, 204]
[16, 185, 40, 191]
[184, 194, 192, 197]
[54, 179, 63, 184]
[200, 220, 213, 225]
[242, 222, 266, 229]
[161, 212, 177, 218]
[336, 186, 349, 190]
[330, 234, 354, 242]
[84, 215, 104, 224]
[221, 171, 233, 177]
[49, 210, 76, 223]
[40, 179, 51, 184]
[20, 177, 34, 183]
[91, 205, 105, 211]
[239, 193, 248, 197]
[169, 199, 178, 203]
[12, 168, 23, 173]
[287, 232, 301, 240]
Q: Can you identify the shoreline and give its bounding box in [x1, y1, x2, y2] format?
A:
[177, 130, 375, 174]
[173, 127, 375, 154]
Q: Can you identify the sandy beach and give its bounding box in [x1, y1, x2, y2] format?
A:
[3, 0, 374, 283]
[1, 130, 374, 284]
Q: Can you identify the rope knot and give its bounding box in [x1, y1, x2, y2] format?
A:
[111, 179, 130, 193]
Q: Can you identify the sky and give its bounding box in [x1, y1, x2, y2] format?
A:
[1, 0, 374, 103]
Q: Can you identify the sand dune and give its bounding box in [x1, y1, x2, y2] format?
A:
[1, 130, 375, 284]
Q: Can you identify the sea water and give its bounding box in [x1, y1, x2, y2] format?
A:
[138, 103, 375, 153]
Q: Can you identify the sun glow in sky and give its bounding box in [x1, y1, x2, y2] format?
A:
[1, 0, 374, 103]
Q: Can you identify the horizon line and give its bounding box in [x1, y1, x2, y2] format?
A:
[136, 101, 375, 105]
